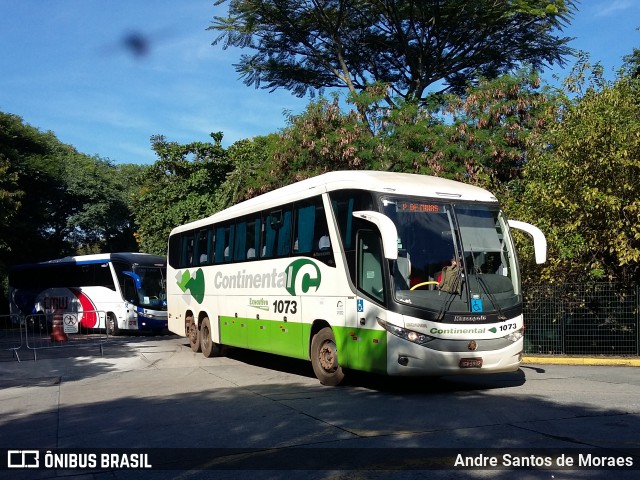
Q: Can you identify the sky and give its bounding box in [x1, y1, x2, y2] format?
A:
[1, 0, 639, 165]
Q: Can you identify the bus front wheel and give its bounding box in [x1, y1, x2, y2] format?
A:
[200, 317, 222, 358]
[187, 317, 201, 353]
[311, 327, 345, 386]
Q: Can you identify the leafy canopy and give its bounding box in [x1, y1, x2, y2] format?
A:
[516, 59, 640, 284]
[0, 113, 136, 262]
[210, 0, 576, 104]
[131, 133, 232, 255]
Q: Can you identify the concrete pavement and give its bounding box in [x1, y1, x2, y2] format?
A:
[0, 335, 639, 480]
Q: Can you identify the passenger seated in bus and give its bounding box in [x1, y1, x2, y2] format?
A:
[438, 258, 462, 294]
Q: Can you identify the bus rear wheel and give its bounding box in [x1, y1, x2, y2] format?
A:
[200, 317, 222, 358]
[311, 327, 345, 386]
[187, 317, 201, 353]
[107, 313, 120, 337]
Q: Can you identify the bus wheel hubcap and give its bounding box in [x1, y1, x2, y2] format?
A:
[319, 342, 337, 372]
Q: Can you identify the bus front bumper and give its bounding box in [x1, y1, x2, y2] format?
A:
[385, 334, 523, 376]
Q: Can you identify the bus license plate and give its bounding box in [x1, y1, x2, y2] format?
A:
[459, 358, 483, 368]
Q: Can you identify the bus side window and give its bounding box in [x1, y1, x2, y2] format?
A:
[208, 227, 216, 265]
[262, 208, 292, 258]
[98, 263, 116, 290]
[262, 211, 278, 258]
[247, 216, 260, 260]
[330, 190, 375, 282]
[294, 196, 334, 266]
[278, 210, 292, 256]
[168, 235, 181, 269]
[180, 233, 195, 268]
[234, 220, 247, 261]
[215, 226, 225, 263]
[233, 216, 262, 261]
[294, 202, 315, 254]
[215, 224, 235, 263]
[196, 229, 211, 265]
[330, 189, 374, 251]
[123, 276, 137, 304]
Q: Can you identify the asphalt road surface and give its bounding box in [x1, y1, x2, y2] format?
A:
[0, 334, 638, 480]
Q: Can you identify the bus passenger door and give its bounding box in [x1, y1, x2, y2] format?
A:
[348, 230, 389, 374]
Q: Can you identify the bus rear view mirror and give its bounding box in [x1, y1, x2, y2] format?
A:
[352, 211, 398, 260]
[508, 220, 547, 264]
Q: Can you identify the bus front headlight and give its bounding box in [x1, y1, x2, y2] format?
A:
[377, 318, 435, 346]
[506, 327, 524, 343]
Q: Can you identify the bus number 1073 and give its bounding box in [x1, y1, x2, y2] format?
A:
[273, 300, 297, 314]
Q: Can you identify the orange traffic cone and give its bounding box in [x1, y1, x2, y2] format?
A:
[50, 311, 68, 342]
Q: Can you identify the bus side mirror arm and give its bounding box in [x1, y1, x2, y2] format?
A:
[352, 211, 398, 260]
[508, 220, 547, 264]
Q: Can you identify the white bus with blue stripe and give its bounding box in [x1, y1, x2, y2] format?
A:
[9, 252, 167, 335]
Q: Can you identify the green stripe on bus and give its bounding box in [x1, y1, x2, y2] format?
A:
[334, 326, 388, 374]
[219, 316, 388, 374]
[219, 315, 308, 359]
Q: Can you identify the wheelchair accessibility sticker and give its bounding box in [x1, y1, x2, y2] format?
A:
[471, 296, 483, 313]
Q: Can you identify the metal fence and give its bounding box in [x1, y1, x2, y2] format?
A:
[523, 283, 639, 356]
[23, 311, 109, 360]
[0, 311, 110, 361]
[0, 314, 23, 360]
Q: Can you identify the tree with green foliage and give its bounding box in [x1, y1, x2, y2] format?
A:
[0, 155, 22, 251]
[259, 95, 373, 192]
[210, 0, 576, 106]
[515, 60, 640, 284]
[64, 153, 138, 254]
[623, 49, 640, 78]
[131, 133, 232, 254]
[216, 135, 275, 202]
[0, 112, 141, 312]
[1, 113, 68, 264]
[0, 112, 138, 260]
[252, 69, 555, 198]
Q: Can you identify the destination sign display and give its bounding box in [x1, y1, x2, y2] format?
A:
[396, 202, 443, 213]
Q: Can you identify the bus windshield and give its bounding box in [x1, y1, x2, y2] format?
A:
[381, 197, 521, 315]
[131, 265, 167, 309]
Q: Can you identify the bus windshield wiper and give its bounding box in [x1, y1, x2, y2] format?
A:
[475, 272, 506, 320]
[468, 249, 506, 320]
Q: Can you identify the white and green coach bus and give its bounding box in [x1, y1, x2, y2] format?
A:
[167, 171, 546, 385]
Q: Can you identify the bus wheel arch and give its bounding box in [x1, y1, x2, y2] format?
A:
[186, 311, 200, 353]
[310, 323, 345, 386]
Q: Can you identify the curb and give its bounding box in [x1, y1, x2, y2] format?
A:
[523, 356, 640, 367]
